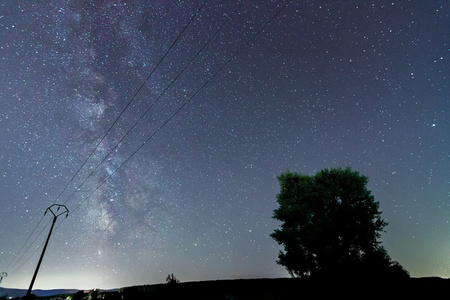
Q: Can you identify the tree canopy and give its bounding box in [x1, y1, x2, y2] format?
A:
[271, 167, 408, 279]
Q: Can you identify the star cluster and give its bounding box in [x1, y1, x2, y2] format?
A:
[0, 0, 449, 290]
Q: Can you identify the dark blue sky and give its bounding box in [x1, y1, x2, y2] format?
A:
[0, 0, 449, 289]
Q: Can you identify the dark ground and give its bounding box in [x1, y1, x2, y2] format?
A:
[3, 277, 450, 299]
[120, 277, 450, 299]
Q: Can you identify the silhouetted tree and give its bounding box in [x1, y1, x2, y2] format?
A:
[166, 273, 180, 284]
[271, 167, 408, 279]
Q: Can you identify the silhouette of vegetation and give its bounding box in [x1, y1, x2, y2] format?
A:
[88, 289, 98, 300]
[271, 167, 409, 279]
[71, 290, 85, 300]
[166, 273, 180, 284]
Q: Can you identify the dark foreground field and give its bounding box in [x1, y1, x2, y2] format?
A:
[120, 277, 450, 299]
[3, 277, 450, 299]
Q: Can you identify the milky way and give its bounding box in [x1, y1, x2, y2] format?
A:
[0, 1, 449, 289]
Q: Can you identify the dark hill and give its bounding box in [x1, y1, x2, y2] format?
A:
[121, 277, 450, 299]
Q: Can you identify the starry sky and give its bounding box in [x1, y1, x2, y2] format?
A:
[0, 0, 449, 290]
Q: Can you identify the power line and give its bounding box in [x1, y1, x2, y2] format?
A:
[52, 1, 241, 236]
[67, 0, 292, 216]
[5, 0, 291, 277]
[5, 214, 45, 271]
[3, 1, 208, 277]
[53, 0, 209, 207]
[61, 2, 236, 208]
[7, 218, 52, 274]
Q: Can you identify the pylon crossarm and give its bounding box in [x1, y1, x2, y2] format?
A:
[47, 204, 69, 218]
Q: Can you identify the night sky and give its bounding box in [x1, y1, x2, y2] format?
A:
[0, 0, 449, 290]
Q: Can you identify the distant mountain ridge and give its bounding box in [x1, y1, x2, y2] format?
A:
[0, 287, 79, 298]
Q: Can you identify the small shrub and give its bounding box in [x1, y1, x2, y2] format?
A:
[166, 273, 180, 284]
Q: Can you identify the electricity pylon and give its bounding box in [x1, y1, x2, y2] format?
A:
[0, 272, 7, 285]
[26, 204, 69, 298]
